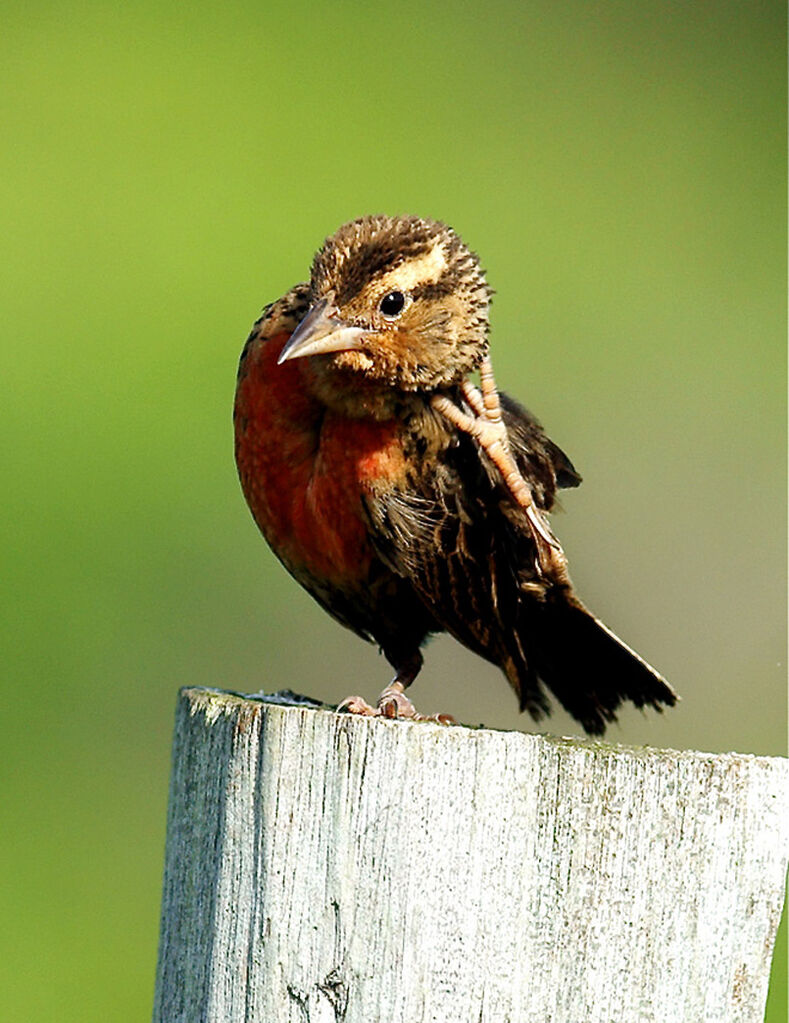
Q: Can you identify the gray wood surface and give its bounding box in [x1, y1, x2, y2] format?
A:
[153, 687, 788, 1022]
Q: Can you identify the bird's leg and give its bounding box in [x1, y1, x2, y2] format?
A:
[431, 356, 565, 571]
[337, 652, 454, 724]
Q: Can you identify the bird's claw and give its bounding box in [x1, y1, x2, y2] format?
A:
[336, 695, 379, 716]
[377, 683, 455, 723]
[337, 683, 454, 724]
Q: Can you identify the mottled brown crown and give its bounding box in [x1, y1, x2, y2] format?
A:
[312, 215, 489, 306]
[307, 215, 493, 393]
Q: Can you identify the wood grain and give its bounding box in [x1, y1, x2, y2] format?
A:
[153, 688, 788, 1022]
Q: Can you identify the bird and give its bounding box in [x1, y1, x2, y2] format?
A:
[233, 214, 677, 734]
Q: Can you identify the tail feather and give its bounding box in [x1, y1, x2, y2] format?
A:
[526, 592, 678, 735]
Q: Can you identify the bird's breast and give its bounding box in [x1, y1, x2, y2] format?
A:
[234, 330, 407, 585]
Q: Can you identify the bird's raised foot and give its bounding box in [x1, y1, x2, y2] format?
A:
[337, 682, 454, 724]
[431, 355, 564, 565]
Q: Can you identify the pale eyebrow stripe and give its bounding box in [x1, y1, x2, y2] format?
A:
[375, 240, 448, 294]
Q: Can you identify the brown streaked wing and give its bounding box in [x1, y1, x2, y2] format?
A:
[363, 426, 553, 718]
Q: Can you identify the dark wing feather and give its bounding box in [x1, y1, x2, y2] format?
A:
[364, 396, 676, 733]
[500, 393, 582, 502]
[364, 408, 557, 720]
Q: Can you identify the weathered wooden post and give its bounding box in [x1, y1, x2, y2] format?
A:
[153, 687, 788, 1022]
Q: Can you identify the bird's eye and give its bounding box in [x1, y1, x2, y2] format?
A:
[379, 291, 406, 318]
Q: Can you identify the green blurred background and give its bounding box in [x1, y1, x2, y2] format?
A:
[2, 1, 785, 1018]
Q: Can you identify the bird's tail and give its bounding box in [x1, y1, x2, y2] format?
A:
[521, 589, 678, 735]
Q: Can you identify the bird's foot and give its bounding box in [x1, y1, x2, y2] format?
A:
[337, 682, 454, 724]
[431, 356, 564, 565]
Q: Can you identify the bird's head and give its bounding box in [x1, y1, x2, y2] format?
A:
[278, 216, 492, 403]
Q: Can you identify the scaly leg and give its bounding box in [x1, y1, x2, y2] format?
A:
[431, 355, 567, 574]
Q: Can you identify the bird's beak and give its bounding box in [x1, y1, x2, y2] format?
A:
[277, 291, 368, 364]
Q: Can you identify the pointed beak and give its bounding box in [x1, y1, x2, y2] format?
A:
[277, 291, 369, 364]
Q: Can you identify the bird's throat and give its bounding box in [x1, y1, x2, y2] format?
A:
[303, 354, 426, 421]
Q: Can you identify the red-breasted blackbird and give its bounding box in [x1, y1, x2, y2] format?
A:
[234, 215, 677, 733]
